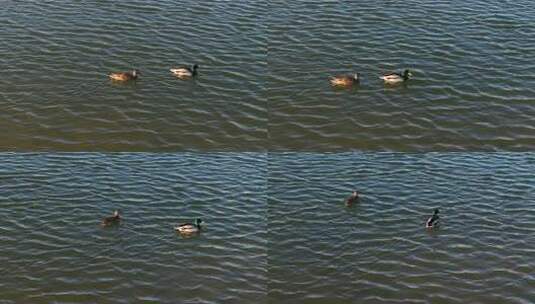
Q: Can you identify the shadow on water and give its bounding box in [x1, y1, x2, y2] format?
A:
[382, 82, 411, 91]
[108, 79, 142, 88]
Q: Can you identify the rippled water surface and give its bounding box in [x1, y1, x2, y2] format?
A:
[0, 153, 266, 303]
[268, 153, 535, 303]
[0, 1, 266, 151]
[268, 1, 535, 151]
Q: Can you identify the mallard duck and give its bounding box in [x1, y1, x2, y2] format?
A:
[426, 208, 440, 228]
[170, 64, 199, 78]
[380, 69, 412, 84]
[175, 218, 203, 234]
[330, 73, 360, 86]
[345, 191, 359, 206]
[102, 210, 121, 226]
[108, 69, 140, 81]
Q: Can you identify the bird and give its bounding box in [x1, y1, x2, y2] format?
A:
[175, 218, 203, 234]
[426, 208, 440, 228]
[170, 64, 199, 78]
[108, 69, 141, 81]
[345, 191, 359, 206]
[102, 210, 121, 226]
[330, 73, 360, 87]
[380, 69, 412, 84]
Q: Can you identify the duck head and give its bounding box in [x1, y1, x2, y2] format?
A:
[113, 210, 121, 218]
[403, 69, 412, 80]
[192, 64, 199, 75]
[353, 73, 360, 81]
[132, 69, 141, 77]
[195, 218, 203, 227]
[434, 208, 439, 215]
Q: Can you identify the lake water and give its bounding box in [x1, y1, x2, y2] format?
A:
[3, 1, 534, 151]
[2, 0, 534, 302]
[1, 153, 534, 303]
[268, 0, 535, 151]
[0, 1, 266, 151]
[268, 153, 535, 303]
[0, 153, 266, 304]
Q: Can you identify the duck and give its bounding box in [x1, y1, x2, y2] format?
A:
[426, 208, 440, 228]
[102, 210, 121, 226]
[175, 218, 203, 234]
[330, 73, 360, 87]
[380, 69, 412, 84]
[345, 191, 359, 206]
[170, 64, 199, 78]
[108, 69, 141, 81]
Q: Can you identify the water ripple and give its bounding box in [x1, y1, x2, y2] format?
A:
[268, 153, 535, 303]
[0, 153, 267, 304]
[0, 1, 267, 151]
[268, 0, 535, 151]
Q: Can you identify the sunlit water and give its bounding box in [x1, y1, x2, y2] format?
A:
[268, 1, 535, 151]
[0, 1, 266, 151]
[0, 153, 266, 304]
[2, 1, 534, 151]
[268, 153, 535, 303]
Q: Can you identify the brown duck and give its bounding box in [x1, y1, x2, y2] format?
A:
[345, 191, 359, 206]
[330, 73, 360, 87]
[108, 69, 140, 81]
[102, 210, 121, 226]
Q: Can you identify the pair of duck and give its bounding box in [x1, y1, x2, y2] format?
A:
[344, 191, 440, 228]
[108, 64, 199, 81]
[330, 69, 412, 86]
[101, 210, 203, 234]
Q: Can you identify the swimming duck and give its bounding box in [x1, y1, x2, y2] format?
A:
[175, 218, 203, 234]
[102, 210, 121, 226]
[345, 191, 359, 206]
[380, 69, 412, 84]
[330, 73, 360, 87]
[170, 64, 199, 78]
[426, 208, 440, 228]
[108, 69, 140, 81]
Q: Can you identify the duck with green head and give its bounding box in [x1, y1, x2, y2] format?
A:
[426, 208, 440, 228]
[170, 64, 199, 79]
[380, 69, 412, 84]
[175, 218, 203, 234]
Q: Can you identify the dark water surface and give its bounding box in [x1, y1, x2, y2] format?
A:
[268, 1, 535, 151]
[268, 153, 535, 303]
[0, 1, 266, 151]
[0, 153, 266, 304]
